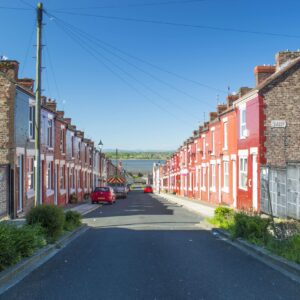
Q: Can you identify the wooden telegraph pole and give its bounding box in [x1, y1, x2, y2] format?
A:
[34, 3, 43, 205]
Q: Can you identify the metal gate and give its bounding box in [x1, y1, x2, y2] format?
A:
[0, 164, 9, 217]
[261, 165, 300, 220]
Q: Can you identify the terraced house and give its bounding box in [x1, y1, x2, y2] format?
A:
[0, 59, 118, 219]
[157, 50, 300, 220]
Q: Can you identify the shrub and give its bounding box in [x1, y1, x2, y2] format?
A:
[209, 206, 235, 230]
[0, 223, 19, 271]
[64, 211, 82, 231]
[0, 223, 46, 271]
[26, 205, 65, 242]
[231, 212, 271, 243]
[12, 225, 46, 257]
[69, 193, 78, 204]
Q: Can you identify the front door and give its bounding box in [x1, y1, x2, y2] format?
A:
[252, 154, 258, 210]
[232, 159, 237, 208]
[17, 155, 23, 212]
[54, 164, 58, 205]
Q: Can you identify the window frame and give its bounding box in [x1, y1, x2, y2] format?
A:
[240, 108, 247, 139]
[239, 156, 248, 190]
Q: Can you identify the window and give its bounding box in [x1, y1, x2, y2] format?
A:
[223, 122, 228, 149]
[46, 162, 52, 189]
[240, 108, 246, 138]
[202, 167, 206, 188]
[60, 129, 65, 154]
[70, 168, 74, 189]
[47, 119, 53, 147]
[78, 142, 81, 160]
[71, 136, 74, 158]
[29, 106, 35, 139]
[60, 166, 65, 189]
[27, 157, 35, 190]
[211, 131, 215, 154]
[203, 138, 206, 158]
[223, 161, 229, 189]
[211, 164, 216, 190]
[239, 157, 248, 189]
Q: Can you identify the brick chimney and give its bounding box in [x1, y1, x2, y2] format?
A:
[217, 104, 227, 115]
[276, 50, 300, 70]
[226, 94, 239, 108]
[238, 87, 252, 97]
[209, 112, 218, 121]
[254, 66, 276, 86]
[64, 118, 72, 124]
[199, 125, 203, 133]
[193, 130, 198, 137]
[56, 111, 65, 118]
[18, 78, 34, 92]
[45, 99, 57, 112]
[41, 96, 47, 105]
[0, 60, 19, 80]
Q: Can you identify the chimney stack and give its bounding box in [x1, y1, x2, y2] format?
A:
[217, 104, 227, 115]
[226, 94, 239, 108]
[239, 86, 252, 97]
[276, 50, 300, 70]
[64, 118, 72, 124]
[0, 60, 19, 80]
[254, 66, 276, 86]
[209, 112, 218, 121]
[56, 111, 65, 118]
[18, 78, 34, 92]
[45, 99, 57, 112]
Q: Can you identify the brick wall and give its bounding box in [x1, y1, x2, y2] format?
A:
[261, 62, 300, 166]
[0, 75, 15, 165]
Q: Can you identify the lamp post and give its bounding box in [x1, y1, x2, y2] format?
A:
[98, 140, 103, 186]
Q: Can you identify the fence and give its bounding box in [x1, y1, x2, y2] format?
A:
[0, 164, 9, 217]
[261, 164, 300, 220]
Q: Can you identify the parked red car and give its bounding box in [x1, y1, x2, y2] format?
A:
[144, 185, 153, 193]
[91, 187, 116, 204]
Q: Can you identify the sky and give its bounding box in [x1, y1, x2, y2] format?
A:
[1, 0, 300, 151]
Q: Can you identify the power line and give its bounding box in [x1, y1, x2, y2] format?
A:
[48, 10, 300, 39]
[52, 17, 196, 128]
[18, 0, 35, 9]
[0, 6, 32, 10]
[20, 21, 35, 77]
[49, 15, 217, 110]
[52, 0, 207, 10]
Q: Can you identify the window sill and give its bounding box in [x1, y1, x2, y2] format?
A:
[60, 189, 66, 195]
[210, 187, 216, 192]
[46, 189, 54, 197]
[27, 190, 34, 199]
[222, 187, 229, 193]
[239, 186, 248, 191]
[47, 147, 54, 151]
[201, 187, 206, 191]
[222, 147, 228, 151]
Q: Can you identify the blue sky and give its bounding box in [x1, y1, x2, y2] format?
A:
[1, 0, 300, 151]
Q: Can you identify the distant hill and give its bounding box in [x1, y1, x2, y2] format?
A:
[104, 151, 173, 160]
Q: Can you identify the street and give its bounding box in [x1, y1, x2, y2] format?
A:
[1, 191, 300, 300]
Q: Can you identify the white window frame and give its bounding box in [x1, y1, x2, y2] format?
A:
[201, 167, 206, 191]
[211, 130, 215, 155]
[223, 122, 228, 150]
[223, 160, 229, 192]
[60, 129, 65, 154]
[47, 119, 53, 148]
[239, 156, 248, 190]
[29, 106, 35, 140]
[203, 138, 206, 159]
[240, 107, 247, 139]
[27, 157, 35, 191]
[210, 163, 216, 191]
[46, 161, 53, 190]
[60, 165, 65, 190]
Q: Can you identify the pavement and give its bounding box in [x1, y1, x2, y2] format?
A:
[156, 192, 216, 218]
[1, 191, 299, 299]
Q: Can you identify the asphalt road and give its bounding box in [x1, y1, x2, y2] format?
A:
[1, 191, 300, 300]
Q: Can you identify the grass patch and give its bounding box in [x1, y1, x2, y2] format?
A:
[64, 211, 82, 231]
[208, 207, 300, 264]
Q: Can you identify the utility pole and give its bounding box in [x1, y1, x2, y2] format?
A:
[34, 3, 43, 206]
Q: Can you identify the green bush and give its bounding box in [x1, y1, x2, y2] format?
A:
[0, 223, 19, 271]
[26, 205, 65, 242]
[64, 211, 82, 231]
[0, 223, 46, 271]
[12, 225, 46, 257]
[231, 212, 271, 243]
[209, 206, 235, 230]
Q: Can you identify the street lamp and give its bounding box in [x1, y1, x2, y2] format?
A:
[98, 140, 103, 186]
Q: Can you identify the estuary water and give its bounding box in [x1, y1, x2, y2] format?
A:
[112, 159, 165, 174]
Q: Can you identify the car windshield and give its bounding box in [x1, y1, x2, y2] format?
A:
[94, 187, 110, 192]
